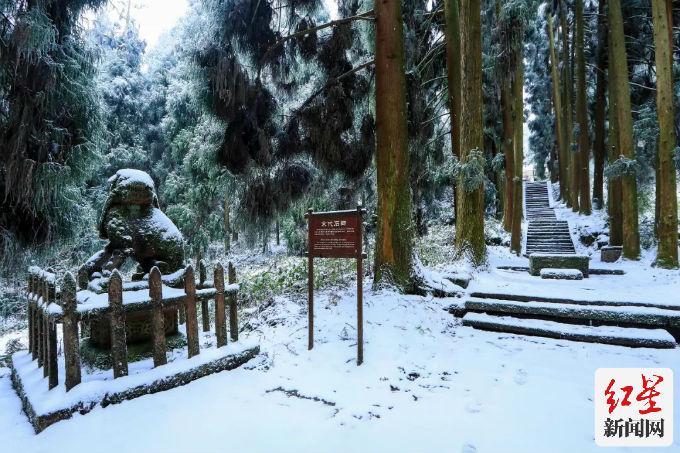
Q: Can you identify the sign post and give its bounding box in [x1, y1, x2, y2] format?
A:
[305, 206, 366, 365]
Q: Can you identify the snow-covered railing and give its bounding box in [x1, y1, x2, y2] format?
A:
[26, 262, 240, 392]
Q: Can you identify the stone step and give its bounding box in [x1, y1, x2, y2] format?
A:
[527, 231, 571, 235]
[461, 313, 677, 349]
[469, 292, 657, 309]
[464, 298, 680, 329]
[526, 238, 574, 243]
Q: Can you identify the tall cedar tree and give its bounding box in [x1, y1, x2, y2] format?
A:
[607, 16, 623, 247]
[455, 0, 486, 265]
[374, 0, 415, 289]
[591, 0, 607, 210]
[547, 13, 567, 198]
[444, 0, 462, 221]
[651, 0, 678, 267]
[574, 0, 591, 214]
[498, 2, 526, 255]
[559, 0, 574, 208]
[511, 47, 524, 255]
[498, 0, 514, 234]
[608, 0, 640, 259]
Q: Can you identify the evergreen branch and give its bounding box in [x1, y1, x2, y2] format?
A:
[296, 59, 375, 112]
[421, 111, 450, 126]
[415, 40, 445, 73]
[257, 10, 375, 80]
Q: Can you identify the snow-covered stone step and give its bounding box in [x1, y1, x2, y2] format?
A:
[469, 291, 652, 308]
[540, 268, 583, 280]
[465, 298, 680, 328]
[461, 313, 677, 348]
[527, 227, 569, 231]
[526, 244, 575, 248]
[526, 238, 573, 243]
[530, 223, 567, 227]
[527, 231, 572, 235]
[527, 247, 575, 251]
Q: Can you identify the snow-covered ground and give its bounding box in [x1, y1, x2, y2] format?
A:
[1, 203, 679, 452]
[1, 273, 678, 451]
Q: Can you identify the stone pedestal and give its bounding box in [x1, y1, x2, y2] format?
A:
[600, 246, 623, 263]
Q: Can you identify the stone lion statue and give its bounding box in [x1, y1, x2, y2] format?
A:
[78, 169, 185, 289]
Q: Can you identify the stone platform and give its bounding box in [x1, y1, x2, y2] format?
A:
[10, 340, 259, 433]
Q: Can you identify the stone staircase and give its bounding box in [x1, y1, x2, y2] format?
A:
[451, 292, 679, 348]
[524, 181, 576, 255]
[447, 181, 649, 348]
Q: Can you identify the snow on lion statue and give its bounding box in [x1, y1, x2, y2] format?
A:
[78, 169, 185, 289]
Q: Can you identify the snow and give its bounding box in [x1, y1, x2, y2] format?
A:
[148, 208, 184, 242]
[76, 285, 187, 313]
[12, 334, 257, 416]
[2, 267, 679, 452]
[539, 268, 584, 279]
[108, 169, 155, 189]
[27, 267, 56, 284]
[463, 312, 677, 343]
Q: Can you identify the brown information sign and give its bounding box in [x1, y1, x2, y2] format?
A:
[308, 211, 361, 258]
[305, 207, 366, 365]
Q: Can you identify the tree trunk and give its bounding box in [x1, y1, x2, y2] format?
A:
[501, 79, 514, 232]
[608, 0, 640, 259]
[455, 0, 486, 265]
[547, 14, 567, 201]
[510, 56, 524, 255]
[374, 0, 414, 290]
[275, 218, 280, 246]
[575, 0, 591, 215]
[223, 199, 231, 252]
[592, 0, 607, 210]
[492, 140, 504, 218]
[652, 0, 679, 267]
[444, 0, 462, 221]
[607, 17, 623, 246]
[568, 6, 580, 212]
[559, 0, 574, 208]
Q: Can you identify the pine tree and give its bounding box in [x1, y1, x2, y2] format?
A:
[608, 0, 640, 259]
[559, 0, 574, 209]
[444, 0, 462, 221]
[651, 0, 678, 267]
[455, 0, 486, 265]
[374, 0, 414, 289]
[547, 13, 567, 197]
[511, 53, 524, 255]
[0, 0, 106, 247]
[591, 0, 608, 210]
[574, 0, 591, 214]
